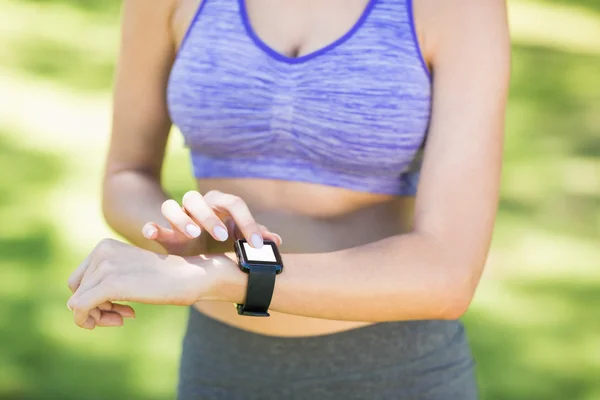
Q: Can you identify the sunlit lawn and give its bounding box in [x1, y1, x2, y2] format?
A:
[0, 0, 599, 399]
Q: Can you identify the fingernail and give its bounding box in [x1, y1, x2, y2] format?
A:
[144, 227, 156, 239]
[213, 226, 229, 241]
[274, 233, 283, 245]
[250, 233, 263, 248]
[185, 224, 201, 238]
[67, 301, 72, 311]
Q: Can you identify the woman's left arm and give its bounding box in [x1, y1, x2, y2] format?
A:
[67, 0, 510, 328]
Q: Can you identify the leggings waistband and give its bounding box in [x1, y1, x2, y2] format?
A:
[180, 307, 472, 381]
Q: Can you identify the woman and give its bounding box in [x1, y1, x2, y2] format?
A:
[67, 0, 510, 398]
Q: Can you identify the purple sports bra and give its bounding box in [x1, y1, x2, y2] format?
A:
[167, 0, 431, 195]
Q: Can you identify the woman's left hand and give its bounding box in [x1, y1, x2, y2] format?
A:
[67, 238, 212, 330]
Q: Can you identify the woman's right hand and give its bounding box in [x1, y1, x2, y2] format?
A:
[142, 190, 283, 256]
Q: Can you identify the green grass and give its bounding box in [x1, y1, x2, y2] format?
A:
[0, 0, 119, 92]
[541, 0, 600, 14]
[0, 0, 598, 399]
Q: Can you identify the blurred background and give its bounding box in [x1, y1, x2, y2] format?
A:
[0, 0, 598, 399]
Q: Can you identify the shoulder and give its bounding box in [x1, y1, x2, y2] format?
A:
[120, 0, 180, 39]
[415, 0, 510, 69]
[122, 0, 179, 23]
[119, 0, 181, 56]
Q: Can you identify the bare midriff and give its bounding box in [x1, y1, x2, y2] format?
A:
[193, 178, 415, 337]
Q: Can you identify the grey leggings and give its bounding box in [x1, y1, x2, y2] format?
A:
[178, 307, 478, 399]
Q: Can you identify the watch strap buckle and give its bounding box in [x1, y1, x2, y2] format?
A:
[236, 304, 270, 317]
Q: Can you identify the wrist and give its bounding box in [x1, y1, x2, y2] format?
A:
[184, 252, 246, 304]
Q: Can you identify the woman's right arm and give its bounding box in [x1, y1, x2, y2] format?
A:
[102, 0, 205, 254]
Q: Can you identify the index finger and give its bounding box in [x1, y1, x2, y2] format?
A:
[203, 191, 263, 248]
[67, 252, 93, 293]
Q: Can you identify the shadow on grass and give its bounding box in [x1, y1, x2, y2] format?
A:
[0, 133, 170, 400]
[0, 297, 160, 400]
[465, 279, 600, 400]
[6, 36, 116, 93]
[3, 0, 119, 93]
[506, 44, 599, 160]
[0, 135, 63, 206]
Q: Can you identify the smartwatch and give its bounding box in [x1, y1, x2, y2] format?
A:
[233, 239, 283, 317]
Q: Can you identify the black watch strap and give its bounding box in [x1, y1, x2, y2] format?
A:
[236, 265, 277, 317]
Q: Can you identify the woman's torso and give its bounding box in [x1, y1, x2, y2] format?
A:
[168, 0, 431, 337]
